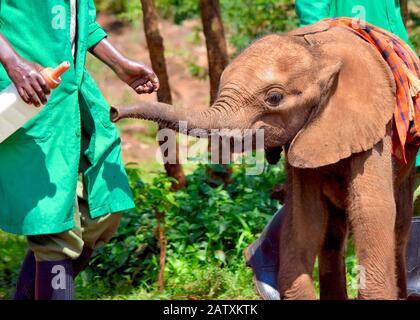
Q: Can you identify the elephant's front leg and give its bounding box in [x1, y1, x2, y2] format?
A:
[279, 167, 327, 300]
[347, 140, 397, 300]
[318, 202, 348, 300]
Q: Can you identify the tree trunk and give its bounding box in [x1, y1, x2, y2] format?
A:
[140, 0, 186, 190]
[199, 0, 229, 104]
[400, 0, 408, 27]
[199, 0, 231, 185]
[156, 211, 167, 292]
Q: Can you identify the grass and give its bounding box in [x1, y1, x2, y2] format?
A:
[75, 259, 259, 300]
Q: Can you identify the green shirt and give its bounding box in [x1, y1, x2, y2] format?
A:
[0, 0, 134, 235]
[296, 0, 409, 44]
[295, 0, 418, 165]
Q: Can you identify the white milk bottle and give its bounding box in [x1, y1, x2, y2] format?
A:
[0, 61, 70, 143]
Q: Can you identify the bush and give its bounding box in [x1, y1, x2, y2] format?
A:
[76, 161, 361, 300]
[78, 162, 284, 298]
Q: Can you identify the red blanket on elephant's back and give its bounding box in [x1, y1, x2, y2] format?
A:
[325, 18, 420, 163]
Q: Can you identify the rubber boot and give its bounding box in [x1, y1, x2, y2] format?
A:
[244, 207, 284, 300]
[73, 247, 94, 277]
[408, 217, 420, 299]
[14, 246, 93, 300]
[13, 250, 36, 300]
[35, 259, 74, 300]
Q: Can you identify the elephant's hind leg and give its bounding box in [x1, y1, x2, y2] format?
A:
[319, 201, 348, 300]
[394, 165, 416, 299]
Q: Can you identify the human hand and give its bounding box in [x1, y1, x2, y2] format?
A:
[115, 59, 159, 94]
[4, 55, 51, 107]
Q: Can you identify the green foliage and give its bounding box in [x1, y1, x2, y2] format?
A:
[78, 262, 258, 299]
[95, 0, 139, 14]
[95, 0, 298, 51]
[155, 0, 298, 52]
[78, 162, 284, 298]
[0, 162, 359, 300]
[95, 0, 420, 54]
[408, 5, 420, 55]
[221, 0, 298, 51]
[95, 0, 141, 23]
[156, 0, 199, 24]
[74, 161, 361, 300]
[0, 233, 26, 299]
[188, 61, 208, 79]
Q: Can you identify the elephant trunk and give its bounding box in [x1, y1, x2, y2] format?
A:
[110, 101, 237, 136]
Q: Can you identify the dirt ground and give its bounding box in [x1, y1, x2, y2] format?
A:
[89, 14, 213, 164]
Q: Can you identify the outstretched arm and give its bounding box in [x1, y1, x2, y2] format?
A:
[295, 0, 332, 26]
[86, 0, 158, 94]
[89, 39, 159, 94]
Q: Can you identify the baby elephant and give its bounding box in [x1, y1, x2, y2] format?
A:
[111, 22, 418, 299]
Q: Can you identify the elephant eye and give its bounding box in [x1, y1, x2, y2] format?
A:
[265, 92, 283, 107]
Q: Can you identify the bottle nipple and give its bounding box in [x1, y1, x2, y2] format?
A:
[41, 61, 70, 89]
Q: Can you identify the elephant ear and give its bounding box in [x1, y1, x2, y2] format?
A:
[287, 20, 330, 37]
[287, 27, 396, 169]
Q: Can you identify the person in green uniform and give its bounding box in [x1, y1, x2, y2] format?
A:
[0, 0, 159, 300]
[245, 0, 420, 300]
[296, 0, 410, 44]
